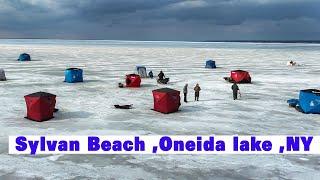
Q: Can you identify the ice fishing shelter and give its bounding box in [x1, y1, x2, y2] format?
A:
[136, 66, 147, 78]
[231, 70, 251, 83]
[18, 53, 31, 61]
[225, 70, 251, 83]
[0, 69, 6, 81]
[299, 89, 320, 114]
[205, 60, 216, 68]
[126, 74, 141, 87]
[24, 92, 56, 122]
[152, 88, 181, 114]
[64, 68, 83, 83]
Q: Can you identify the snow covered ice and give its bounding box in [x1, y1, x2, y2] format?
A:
[0, 39, 320, 179]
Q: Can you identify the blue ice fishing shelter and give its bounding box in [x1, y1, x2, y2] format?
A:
[299, 89, 320, 114]
[64, 68, 83, 83]
[136, 66, 147, 78]
[205, 60, 216, 68]
[18, 53, 31, 61]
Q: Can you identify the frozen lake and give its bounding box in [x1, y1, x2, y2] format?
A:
[0, 39, 320, 179]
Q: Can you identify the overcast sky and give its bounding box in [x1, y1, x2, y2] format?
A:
[0, 0, 319, 41]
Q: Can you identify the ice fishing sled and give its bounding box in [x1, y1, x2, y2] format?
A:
[287, 99, 304, 112]
[114, 104, 133, 109]
[157, 78, 169, 84]
[287, 100, 303, 113]
[224, 77, 234, 83]
[287, 99, 299, 107]
[118, 83, 124, 88]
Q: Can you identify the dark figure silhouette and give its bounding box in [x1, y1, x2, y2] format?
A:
[158, 71, 165, 80]
[183, 83, 188, 103]
[231, 82, 239, 100]
[149, 71, 154, 78]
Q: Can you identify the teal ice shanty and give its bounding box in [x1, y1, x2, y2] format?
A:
[18, 53, 31, 61]
[136, 66, 147, 78]
[64, 68, 83, 83]
[205, 60, 216, 68]
[287, 89, 320, 114]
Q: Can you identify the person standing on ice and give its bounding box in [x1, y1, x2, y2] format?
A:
[231, 82, 240, 100]
[158, 70, 165, 80]
[148, 71, 154, 78]
[183, 83, 188, 103]
[194, 83, 201, 101]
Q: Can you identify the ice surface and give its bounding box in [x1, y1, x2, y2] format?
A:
[0, 40, 320, 179]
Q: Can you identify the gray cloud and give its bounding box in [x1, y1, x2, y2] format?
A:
[0, 0, 319, 40]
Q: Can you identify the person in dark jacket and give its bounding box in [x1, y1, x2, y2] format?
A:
[194, 83, 201, 101]
[183, 83, 188, 103]
[231, 82, 240, 100]
[148, 71, 154, 78]
[158, 71, 165, 80]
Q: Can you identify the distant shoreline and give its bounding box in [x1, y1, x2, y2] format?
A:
[203, 40, 320, 44]
[0, 38, 320, 44]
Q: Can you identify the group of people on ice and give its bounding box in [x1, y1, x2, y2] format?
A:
[155, 70, 241, 102]
[147, 70, 165, 81]
[182, 82, 241, 103]
[183, 83, 202, 102]
[141, 69, 242, 101]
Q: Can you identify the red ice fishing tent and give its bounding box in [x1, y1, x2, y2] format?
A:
[231, 70, 251, 83]
[152, 88, 181, 114]
[225, 70, 251, 83]
[126, 74, 141, 87]
[24, 92, 56, 122]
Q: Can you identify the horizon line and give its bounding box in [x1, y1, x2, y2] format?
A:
[1, 38, 320, 44]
